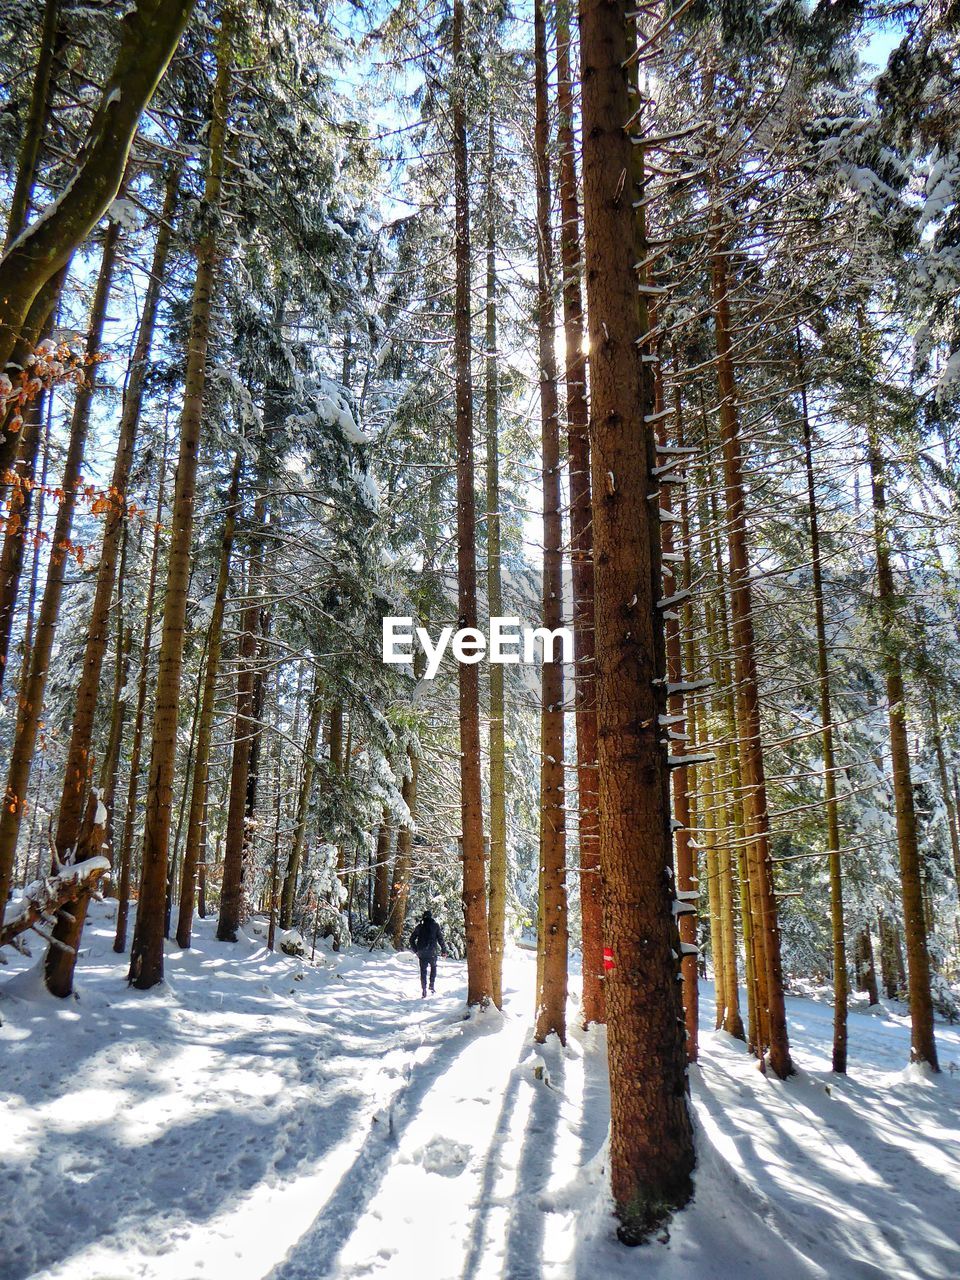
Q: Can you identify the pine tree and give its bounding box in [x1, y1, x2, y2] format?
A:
[452, 0, 493, 1008]
[176, 452, 242, 947]
[556, 0, 603, 1029]
[578, 0, 695, 1239]
[532, 0, 567, 1046]
[129, 11, 233, 988]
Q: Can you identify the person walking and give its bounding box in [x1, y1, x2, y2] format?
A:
[409, 909, 446, 997]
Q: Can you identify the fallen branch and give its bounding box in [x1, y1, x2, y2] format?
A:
[1, 858, 110, 949]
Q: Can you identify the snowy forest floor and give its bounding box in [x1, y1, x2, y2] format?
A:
[2, 904, 959, 1280]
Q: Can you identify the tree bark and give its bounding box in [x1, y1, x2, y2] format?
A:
[698, 725, 726, 1027]
[1, 858, 110, 949]
[44, 528, 133, 995]
[166, 635, 206, 935]
[878, 909, 905, 999]
[218, 494, 267, 943]
[706, 488, 750, 1043]
[578, 0, 694, 1238]
[484, 114, 507, 1011]
[113, 443, 167, 953]
[557, 0, 602, 1029]
[854, 925, 880, 1006]
[129, 18, 232, 987]
[176, 452, 242, 945]
[867, 426, 938, 1068]
[279, 682, 323, 929]
[268, 716, 283, 950]
[97, 529, 133, 852]
[372, 810, 393, 927]
[532, 0, 568, 1047]
[452, 0, 492, 1008]
[659, 381, 697, 1061]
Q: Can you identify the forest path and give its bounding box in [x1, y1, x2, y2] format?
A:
[2, 903, 960, 1280]
[0, 904, 589, 1280]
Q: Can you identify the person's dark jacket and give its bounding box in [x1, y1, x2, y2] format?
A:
[410, 916, 445, 960]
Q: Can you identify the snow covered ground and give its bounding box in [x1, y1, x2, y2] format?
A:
[1, 903, 959, 1280]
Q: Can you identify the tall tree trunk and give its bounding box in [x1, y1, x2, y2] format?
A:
[372, 810, 393, 927]
[176, 452, 242, 945]
[44, 529, 134, 994]
[854, 925, 880, 1006]
[928, 687, 960, 886]
[390, 754, 419, 948]
[4, 0, 61, 246]
[113, 442, 167, 952]
[867, 426, 938, 1069]
[218, 494, 266, 943]
[557, 0, 602, 1029]
[0, 386, 46, 691]
[452, 0, 492, 1007]
[44, 163, 182, 991]
[484, 115, 508, 1011]
[698, 722, 726, 1026]
[129, 19, 232, 988]
[55, 158, 180, 866]
[330, 701, 347, 885]
[241, 555, 272, 876]
[268, 710, 283, 950]
[0, 0, 62, 489]
[707, 485, 750, 1043]
[532, 0, 567, 1047]
[797, 331, 847, 1072]
[659, 381, 697, 1061]
[279, 682, 323, 929]
[218, 559, 255, 942]
[329, 704, 343, 774]
[97, 527, 133, 854]
[166, 637, 206, 935]
[0, 0, 195, 371]
[708, 205, 792, 1079]
[878, 909, 905, 999]
[20, 389, 53, 676]
[578, 0, 694, 1239]
[0, 221, 121, 921]
[706, 624, 746, 1040]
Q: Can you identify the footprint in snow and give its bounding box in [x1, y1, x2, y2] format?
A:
[414, 1137, 471, 1177]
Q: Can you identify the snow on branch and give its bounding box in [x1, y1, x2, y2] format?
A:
[1, 858, 110, 949]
